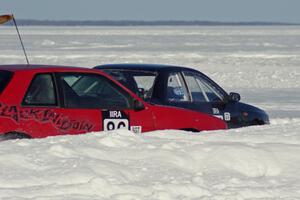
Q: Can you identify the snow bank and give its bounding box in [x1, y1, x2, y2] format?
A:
[1, 120, 300, 199]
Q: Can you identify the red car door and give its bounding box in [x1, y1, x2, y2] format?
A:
[124, 106, 155, 133]
[17, 72, 101, 138]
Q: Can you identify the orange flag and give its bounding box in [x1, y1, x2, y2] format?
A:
[0, 14, 13, 25]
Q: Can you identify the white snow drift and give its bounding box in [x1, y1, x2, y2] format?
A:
[0, 119, 300, 199]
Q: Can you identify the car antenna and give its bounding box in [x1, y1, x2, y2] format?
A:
[0, 14, 30, 65]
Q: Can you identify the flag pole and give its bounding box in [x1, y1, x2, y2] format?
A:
[12, 14, 30, 65]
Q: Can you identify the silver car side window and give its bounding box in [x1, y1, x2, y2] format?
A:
[167, 72, 190, 102]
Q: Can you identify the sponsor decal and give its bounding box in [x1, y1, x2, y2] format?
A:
[130, 126, 142, 134]
[102, 110, 129, 131]
[212, 108, 220, 115]
[0, 102, 94, 132]
[224, 112, 231, 121]
[214, 112, 231, 121]
[214, 115, 224, 120]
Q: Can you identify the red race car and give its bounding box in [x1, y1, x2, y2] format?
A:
[0, 65, 227, 140]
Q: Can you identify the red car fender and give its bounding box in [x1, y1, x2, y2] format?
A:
[146, 103, 227, 131]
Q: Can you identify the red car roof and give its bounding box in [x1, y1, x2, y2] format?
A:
[0, 64, 96, 73]
[0, 64, 143, 101]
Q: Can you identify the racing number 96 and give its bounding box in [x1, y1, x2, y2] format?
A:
[103, 119, 129, 131]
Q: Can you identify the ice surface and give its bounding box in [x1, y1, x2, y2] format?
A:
[1, 26, 300, 89]
[0, 26, 300, 199]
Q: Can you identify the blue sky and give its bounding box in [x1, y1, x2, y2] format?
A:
[1, 0, 300, 23]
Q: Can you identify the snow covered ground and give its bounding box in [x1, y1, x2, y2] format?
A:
[1, 124, 300, 199]
[0, 26, 300, 199]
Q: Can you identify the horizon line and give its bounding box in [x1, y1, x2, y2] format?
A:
[4, 19, 300, 26]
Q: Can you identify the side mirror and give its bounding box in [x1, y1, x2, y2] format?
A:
[229, 92, 241, 102]
[133, 99, 145, 111]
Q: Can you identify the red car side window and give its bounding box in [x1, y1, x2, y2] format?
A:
[58, 73, 132, 109]
[23, 73, 57, 106]
[167, 72, 190, 102]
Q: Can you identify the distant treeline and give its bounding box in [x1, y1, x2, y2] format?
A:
[4, 19, 299, 26]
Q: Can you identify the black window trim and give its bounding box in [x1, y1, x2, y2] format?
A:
[21, 73, 59, 107]
[180, 71, 193, 102]
[0, 70, 14, 94]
